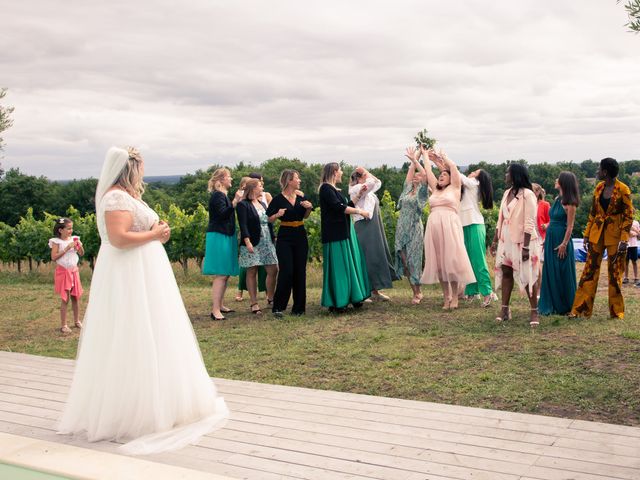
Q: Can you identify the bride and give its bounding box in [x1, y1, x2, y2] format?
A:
[57, 146, 228, 454]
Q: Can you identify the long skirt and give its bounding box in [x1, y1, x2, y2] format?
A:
[321, 223, 371, 308]
[354, 204, 400, 290]
[538, 225, 576, 315]
[462, 224, 493, 296]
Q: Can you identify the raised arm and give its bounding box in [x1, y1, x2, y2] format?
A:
[437, 149, 461, 190]
[419, 145, 437, 191]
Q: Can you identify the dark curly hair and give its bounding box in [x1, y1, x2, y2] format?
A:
[600, 157, 619, 179]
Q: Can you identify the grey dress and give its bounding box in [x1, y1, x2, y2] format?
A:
[394, 181, 428, 285]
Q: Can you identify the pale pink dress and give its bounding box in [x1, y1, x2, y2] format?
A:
[494, 195, 541, 293]
[421, 186, 476, 285]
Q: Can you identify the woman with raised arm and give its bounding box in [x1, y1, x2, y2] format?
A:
[458, 168, 497, 306]
[490, 163, 542, 327]
[395, 147, 428, 304]
[319, 162, 371, 312]
[58, 147, 228, 455]
[349, 166, 399, 301]
[538, 172, 580, 315]
[419, 147, 475, 310]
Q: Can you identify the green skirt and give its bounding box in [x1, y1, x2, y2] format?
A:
[321, 223, 371, 308]
[238, 266, 267, 292]
[202, 232, 239, 276]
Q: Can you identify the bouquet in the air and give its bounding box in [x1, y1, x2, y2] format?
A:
[414, 129, 436, 150]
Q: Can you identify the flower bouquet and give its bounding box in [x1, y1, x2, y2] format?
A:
[414, 129, 436, 150]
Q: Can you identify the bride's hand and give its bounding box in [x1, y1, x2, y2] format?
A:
[151, 222, 171, 242]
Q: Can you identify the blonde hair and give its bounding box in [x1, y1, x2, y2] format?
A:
[207, 168, 231, 192]
[239, 176, 251, 190]
[114, 146, 145, 198]
[243, 178, 261, 200]
[319, 162, 340, 191]
[532, 183, 545, 201]
[279, 169, 299, 190]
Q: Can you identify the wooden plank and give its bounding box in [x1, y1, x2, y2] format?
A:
[569, 419, 640, 438]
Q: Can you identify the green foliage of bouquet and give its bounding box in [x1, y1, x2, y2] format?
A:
[414, 129, 436, 150]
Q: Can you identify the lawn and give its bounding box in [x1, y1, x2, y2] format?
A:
[1, 260, 639, 426]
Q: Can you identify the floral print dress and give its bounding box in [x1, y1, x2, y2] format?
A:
[394, 181, 428, 285]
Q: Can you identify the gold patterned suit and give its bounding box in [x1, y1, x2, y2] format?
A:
[571, 179, 634, 318]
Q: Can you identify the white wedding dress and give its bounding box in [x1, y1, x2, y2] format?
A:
[58, 189, 228, 455]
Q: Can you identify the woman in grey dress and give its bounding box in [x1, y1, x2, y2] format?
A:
[349, 167, 400, 301]
[395, 147, 429, 304]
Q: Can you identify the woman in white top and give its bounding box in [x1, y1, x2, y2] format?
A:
[624, 219, 640, 285]
[349, 167, 399, 300]
[458, 169, 497, 307]
[58, 146, 228, 455]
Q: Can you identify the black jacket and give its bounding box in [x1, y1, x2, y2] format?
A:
[319, 183, 351, 244]
[236, 199, 275, 246]
[207, 191, 235, 236]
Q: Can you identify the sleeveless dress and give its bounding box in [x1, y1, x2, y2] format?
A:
[394, 181, 428, 285]
[58, 189, 228, 455]
[420, 186, 475, 285]
[538, 198, 576, 315]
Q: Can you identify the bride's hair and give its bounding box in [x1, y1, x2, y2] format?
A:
[207, 168, 231, 192]
[113, 147, 145, 198]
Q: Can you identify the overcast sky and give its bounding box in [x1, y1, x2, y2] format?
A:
[2, 0, 639, 179]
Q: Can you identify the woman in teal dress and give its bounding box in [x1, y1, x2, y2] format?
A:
[538, 172, 580, 315]
[395, 147, 428, 304]
[319, 162, 371, 312]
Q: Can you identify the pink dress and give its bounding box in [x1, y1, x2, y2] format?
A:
[421, 186, 476, 285]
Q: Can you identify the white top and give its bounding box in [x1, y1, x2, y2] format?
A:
[630, 220, 639, 247]
[458, 174, 485, 226]
[98, 190, 159, 246]
[349, 177, 382, 222]
[48, 237, 79, 270]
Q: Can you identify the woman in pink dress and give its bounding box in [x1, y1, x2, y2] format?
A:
[418, 146, 475, 309]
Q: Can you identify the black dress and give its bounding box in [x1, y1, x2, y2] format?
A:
[266, 194, 310, 314]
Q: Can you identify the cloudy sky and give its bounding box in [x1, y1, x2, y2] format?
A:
[2, 0, 639, 179]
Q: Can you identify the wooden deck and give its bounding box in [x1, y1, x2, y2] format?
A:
[0, 351, 639, 480]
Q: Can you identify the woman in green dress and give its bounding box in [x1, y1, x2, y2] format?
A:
[319, 163, 371, 312]
[395, 147, 429, 304]
[538, 172, 580, 315]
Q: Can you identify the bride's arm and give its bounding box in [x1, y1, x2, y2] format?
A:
[105, 210, 169, 249]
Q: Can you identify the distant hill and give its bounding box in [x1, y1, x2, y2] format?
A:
[145, 175, 183, 185]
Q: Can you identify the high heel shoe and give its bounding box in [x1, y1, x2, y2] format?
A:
[210, 313, 226, 321]
[250, 303, 263, 315]
[442, 297, 452, 310]
[482, 292, 498, 308]
[495, 305, 511, 322]
[449, 296, 459, 310]
[529, 308, 539, 327]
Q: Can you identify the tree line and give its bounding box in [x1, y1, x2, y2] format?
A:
[1, 157, 640, 272]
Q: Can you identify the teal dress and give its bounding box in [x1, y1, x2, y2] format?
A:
[394, 181, 428, 285]
[538, 198, 577, 315]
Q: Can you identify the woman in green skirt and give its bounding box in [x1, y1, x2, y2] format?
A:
[202, 168, 242, 320]
[319, 163, 372, 312]
[458, 168, 497, 307]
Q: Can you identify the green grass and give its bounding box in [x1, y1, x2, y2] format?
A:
[1, 261, 639, 426]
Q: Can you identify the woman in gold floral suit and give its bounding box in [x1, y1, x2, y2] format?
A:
[570, 158, 634, 319]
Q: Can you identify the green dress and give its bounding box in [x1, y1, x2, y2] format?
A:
[321, 221, 371, 309]
[538, 198, 577, 315]
[394, 181, 428, 285]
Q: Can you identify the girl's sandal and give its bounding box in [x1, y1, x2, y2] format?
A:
[495, 305, 511, 323]
[250, 303, 263, 315]
[60, 325, 72, 334]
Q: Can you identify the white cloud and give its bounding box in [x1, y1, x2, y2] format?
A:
[1, 0, 639, 179]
